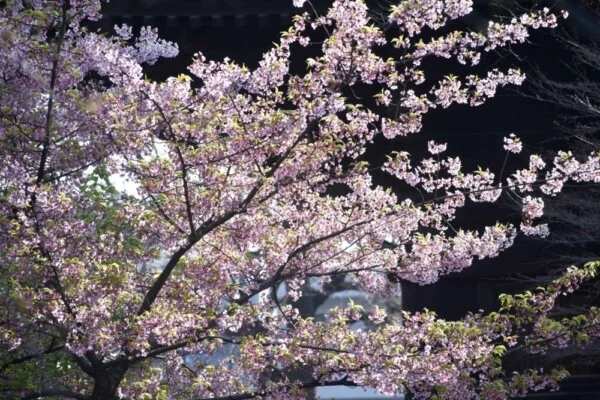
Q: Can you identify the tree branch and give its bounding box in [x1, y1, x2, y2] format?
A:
[19, 389, 86, 400]
[195, 376, 358, 400]
[136, 118, 320, 317]
[141, 91, 196, 234]
[36, 0, 68, 186]
[236, 217, 370, 305]
[0, 344, 64, 372]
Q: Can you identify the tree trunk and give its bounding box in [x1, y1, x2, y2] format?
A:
[90, 365, 129, 400]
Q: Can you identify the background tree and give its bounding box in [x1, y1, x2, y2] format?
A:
[0, 1, 599, 399]
[495, 0, 600, 380]
[521, 22, 600, 265]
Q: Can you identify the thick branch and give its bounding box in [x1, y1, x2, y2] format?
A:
[36, 1, 68, 185]
[103, 341, 188, 369]
[236, 218, 370, 305]
[0, 344, 64, 372]
[136, 119, 319, 317]
[137, 240, 197, 316]
[195, 376, 358, 400]
[19, 389, 86, 400]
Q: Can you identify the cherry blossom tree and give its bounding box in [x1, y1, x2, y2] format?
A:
[0, 1, 599, 399]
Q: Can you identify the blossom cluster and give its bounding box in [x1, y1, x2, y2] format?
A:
[0, 0, 598, 399]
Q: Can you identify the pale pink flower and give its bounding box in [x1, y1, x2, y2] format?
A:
[427, 140, 447, 155]
[504, 133, 523, 153]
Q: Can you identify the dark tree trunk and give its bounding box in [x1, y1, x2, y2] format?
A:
[90, 364, 129, 400]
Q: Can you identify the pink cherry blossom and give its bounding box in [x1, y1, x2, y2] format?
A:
[0, 1, 598, 399]
[504, 133, 523, 154]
